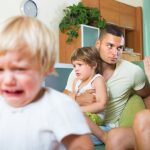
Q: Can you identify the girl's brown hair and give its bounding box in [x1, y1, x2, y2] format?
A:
[71, 47, 102, 74]
[0, 16, 56, 73]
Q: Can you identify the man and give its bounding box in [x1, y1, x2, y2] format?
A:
[64, 24, 150, 149]
[132, 56, 150, 150]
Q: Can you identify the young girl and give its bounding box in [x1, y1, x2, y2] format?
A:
[0, 16, 94, 150]
[69, 47, 108, 125]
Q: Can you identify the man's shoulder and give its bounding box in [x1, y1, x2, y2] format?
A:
[118, 59, 142, 69]
[118, 59, 134, 65]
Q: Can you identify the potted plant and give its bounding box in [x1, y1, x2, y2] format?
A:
[59, 2, 106, 44]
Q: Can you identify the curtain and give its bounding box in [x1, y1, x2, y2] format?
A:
[143, 0, 150, 56]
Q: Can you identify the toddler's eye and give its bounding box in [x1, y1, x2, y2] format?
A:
[17, 68, 27, 71]
[11, 67, 27, 72]
[0, 68, 4, 72]
[19, 68, 25, 70]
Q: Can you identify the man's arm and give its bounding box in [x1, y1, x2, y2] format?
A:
[64, 88, 96, 106]
[134, 84, 150, 109]
[75, 89, 96, 106]
[84, 115, 107, 143]
[140, 57, 150, 108]
[133, 59, 150, 109]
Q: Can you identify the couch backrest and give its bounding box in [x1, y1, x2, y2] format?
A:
[132, 61, 144, 71]
[132, 60, 150, 87]
[44, 61, 149, 92]
[44, 63, 73, 92]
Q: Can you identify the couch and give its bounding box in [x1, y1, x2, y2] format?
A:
[44, 61, 147, 150]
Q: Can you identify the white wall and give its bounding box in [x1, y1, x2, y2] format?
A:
[0, 0, 80, 61]
[116, 0, 143, 7]
[0, 0, 142, 62]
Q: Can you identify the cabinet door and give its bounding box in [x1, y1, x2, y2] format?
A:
[59, 30, 81, 64]
[82, 0, 100, 10]
[99, 0, 120, 25]
[134, 7, 143, 58]
[119, 3, 136, 29]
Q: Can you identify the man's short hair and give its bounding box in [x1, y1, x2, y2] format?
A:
[99, 24, 124, 39]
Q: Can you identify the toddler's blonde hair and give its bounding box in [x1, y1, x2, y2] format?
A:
[0, 15, 56, 72]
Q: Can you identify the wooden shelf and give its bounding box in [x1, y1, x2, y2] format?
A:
[121, 51, 141, 61]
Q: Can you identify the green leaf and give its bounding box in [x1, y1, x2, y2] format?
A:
[59, 2, 106, 44]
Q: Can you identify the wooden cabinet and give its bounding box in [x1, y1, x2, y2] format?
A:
[99, 0, 136, 29]
[134, 7, 143, 58]
[119, 3, 136, 29]
[59, 30, 81, 64]
[99, 0, 120, 25]
[82, 0, 100, 10]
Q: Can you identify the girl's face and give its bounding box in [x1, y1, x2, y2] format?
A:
[0, 51, 45, 107]
[72, 60, 96, 81]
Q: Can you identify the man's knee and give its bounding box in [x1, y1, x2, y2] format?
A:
[106, 128, 122, 146]
[106, 128, 135, 150]
[133, 110, 150, 131]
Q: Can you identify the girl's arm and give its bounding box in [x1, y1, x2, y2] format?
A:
[64, 79, 77, 100]
[64, 89, 76, 99]
[81, 76, 108, 113]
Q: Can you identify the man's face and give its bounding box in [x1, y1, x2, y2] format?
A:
[96, 33, 124, 64]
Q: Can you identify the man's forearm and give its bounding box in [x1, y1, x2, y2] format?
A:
[144, 95, 150, 109]
[75, 92, 96, 106]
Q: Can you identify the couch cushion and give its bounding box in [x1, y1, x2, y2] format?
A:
[119, 94, 145, 127]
